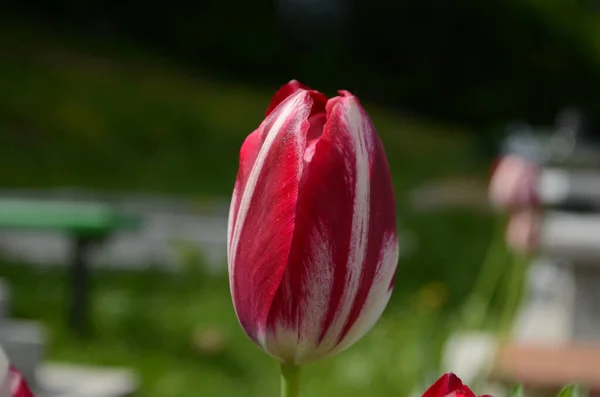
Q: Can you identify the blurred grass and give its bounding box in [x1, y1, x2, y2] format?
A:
[0, 275, 441, 397]
[0, 207, 500, 397]
[3, 262, 449, 397]
[0, 24, 509, 397]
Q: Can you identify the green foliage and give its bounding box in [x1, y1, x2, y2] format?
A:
[503, 383, 587, 397]
[0, 13, 550, 397]
[5, 1, 600, 127]
[0, 24, 482, 195]
[557, 385, 584, 397]
[1, 261, 457, 397]
[509, 384, 525, 397]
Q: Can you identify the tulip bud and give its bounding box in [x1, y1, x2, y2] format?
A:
[227, 80, 399, 365]
[421, 373, 489, 397]
[489, 155, 539, 210]
[506, 210, 540, 255]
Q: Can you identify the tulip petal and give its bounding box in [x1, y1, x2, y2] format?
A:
[488, 154, 539, 210]
[265, 93, 398, 363]
[227, 127, 263, 265]
[265, 80, 312, 116]
[9, 368, 34, 397]
[228, 90, 314, 345]
[331, 97, 399, 355]
[422, 373, 471, 397]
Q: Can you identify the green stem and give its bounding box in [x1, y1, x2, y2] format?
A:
[281, 363, 301, 397]
[497, 253, 529, 341]
[461, 215, 508, 329]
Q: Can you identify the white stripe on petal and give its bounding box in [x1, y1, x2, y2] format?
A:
[262, 224, 334, 365]
[228, 91, 307, 340]
[264, 324, 298, 363]
[227, 182, 239, 270]
[332, 232, 398, 355]
[295, 224, 334, 363]
[318, 98, 372, 351]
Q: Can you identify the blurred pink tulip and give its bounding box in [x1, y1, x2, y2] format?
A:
[9, 368, 34, 397]
[506, 210, 540, 255]
[0, 348, 35, 397]
[489, 155, 539, 210]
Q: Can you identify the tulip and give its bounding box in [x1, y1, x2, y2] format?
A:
[0, 347, 35, 397]
[227, 80, 399, 395]
[489, 155, 539, 210]
[422, 373, 491, 397]
[7, 368, 34, 397]
[505, 210, 540, 255]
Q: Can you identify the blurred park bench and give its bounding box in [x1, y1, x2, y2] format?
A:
[0, 192, 230, 272]
[0, 198, 141, 334]
[0, 199, 141, 397]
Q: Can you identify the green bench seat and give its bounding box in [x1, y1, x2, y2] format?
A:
[0, 198, 142, 334]
[0, 199, 140, 236]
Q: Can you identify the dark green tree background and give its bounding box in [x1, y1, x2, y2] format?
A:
[3, 0, 600, 129]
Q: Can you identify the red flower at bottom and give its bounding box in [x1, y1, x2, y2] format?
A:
[8, 367, 35, 397]
[422, 373, 491, 397]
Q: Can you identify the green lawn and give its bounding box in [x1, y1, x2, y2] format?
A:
[0, 262, 457, 397]
[0, 24, 511, 397]
[1, 207, 502, 397]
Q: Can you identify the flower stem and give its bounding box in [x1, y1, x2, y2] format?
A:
[498, 253, 528, 341]
[280, 363, 301, 397]
[461, 215, 508, 329]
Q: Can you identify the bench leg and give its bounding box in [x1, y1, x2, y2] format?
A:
[69, 237, 94, 334]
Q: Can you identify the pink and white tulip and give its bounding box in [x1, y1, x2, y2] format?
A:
[227, 80, 399, 364]
[506, 210, 540, 255]
[489, 155, 539, 210]
[7, 368, 34, 397]
[0, 347, 35, 397]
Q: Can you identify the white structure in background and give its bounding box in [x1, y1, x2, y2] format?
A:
[510, 258, 575, 343]
[1, 346, 10, 397]
[538, 168, 600, 209]
[440, 257, 576, 397]
[0, 279, 137, 397]
[442, 333, 499, 389]
[501, 107, 600, 168]
[443, 170, 600, 385]
[0, 192, 230, 272]
[536, 167, 600, 341]
[37, 364, 138, 397]
[444, 109, 600, 391]
[539, 212, 600, 341]
[0, 281, 44, 392]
